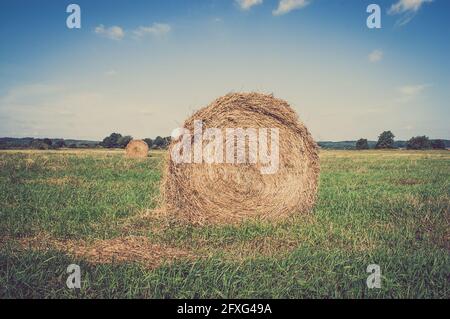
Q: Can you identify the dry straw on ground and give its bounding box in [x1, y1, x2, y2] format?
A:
[163, 92, 320, 225]
[125, 139, 149, 158]
[5, 234, 193, 269]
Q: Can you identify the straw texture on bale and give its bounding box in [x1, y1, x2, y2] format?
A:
[125, 140, 149, 158]
[163, 92, 320, 225]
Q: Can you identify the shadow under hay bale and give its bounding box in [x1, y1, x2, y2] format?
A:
[125, 139, 149, 158]
[162, 92, 320, 225]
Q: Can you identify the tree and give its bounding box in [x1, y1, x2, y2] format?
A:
[101, 133, 122, 148]
[431, 139, 446, 150]
[406, 136, 431, 150]
[118, 135, 133, 148]
[143, 138, 153, 149]
[31, 139, 49, 150]
[375, 131, 395, 149]
[42, 138, 53, 147]
[356, 138, 369, 150]
[54, 140, 66, 149]
[153, 136, 166, 149]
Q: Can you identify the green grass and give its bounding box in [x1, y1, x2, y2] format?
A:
[0, 149, 449, 298]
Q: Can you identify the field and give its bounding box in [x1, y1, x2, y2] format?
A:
[0, 149, 449, 298]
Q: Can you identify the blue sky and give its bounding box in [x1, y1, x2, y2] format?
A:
[0, 0, 449, 140]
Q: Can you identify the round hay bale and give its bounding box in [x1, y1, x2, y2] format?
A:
[125, 139, 149, 158]
[163, 92, 320, 225]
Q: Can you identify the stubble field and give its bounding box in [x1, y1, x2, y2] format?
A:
[0, 149, 448, 298]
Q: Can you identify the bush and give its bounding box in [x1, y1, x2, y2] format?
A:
[143, 138, 153, 149]
[431, 139, 446, 150]
[42, 138, 53, 147]
[53, 140, 66, 149]
[118, 135, 133, 148]
[356, 138, 369, 150]
[153, 136, 167, 149]
[406, 136, 431, 150]
[31, 140, 50, 150]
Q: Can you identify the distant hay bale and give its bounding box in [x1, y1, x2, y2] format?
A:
[162, 92, 320, 225]
[125, 140, 149, 158]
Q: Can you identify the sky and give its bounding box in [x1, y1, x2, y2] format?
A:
[0, 0, 449, 141]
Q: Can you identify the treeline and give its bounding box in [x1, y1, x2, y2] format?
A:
[352, 131, 447, 150]
[99, 133, 171, 149]
[0, 133, 172, 150]
[0, 137, 98, 150]
[1, 131, 448, 150]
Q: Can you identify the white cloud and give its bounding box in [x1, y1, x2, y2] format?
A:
[368, 50, 383, 63]
[105, 70, 118, 77]
[399, 84, 429, 96]
[388, 0, 432, 25]
[133, 23, 171, 38]
[389, 0, 432, 14]
[94, 23, 170, 41]
[235, 0, 263, 10]
[273, 0, 310, 16]
[395, 84, 431, 103]
[95, 25, 125, 40]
